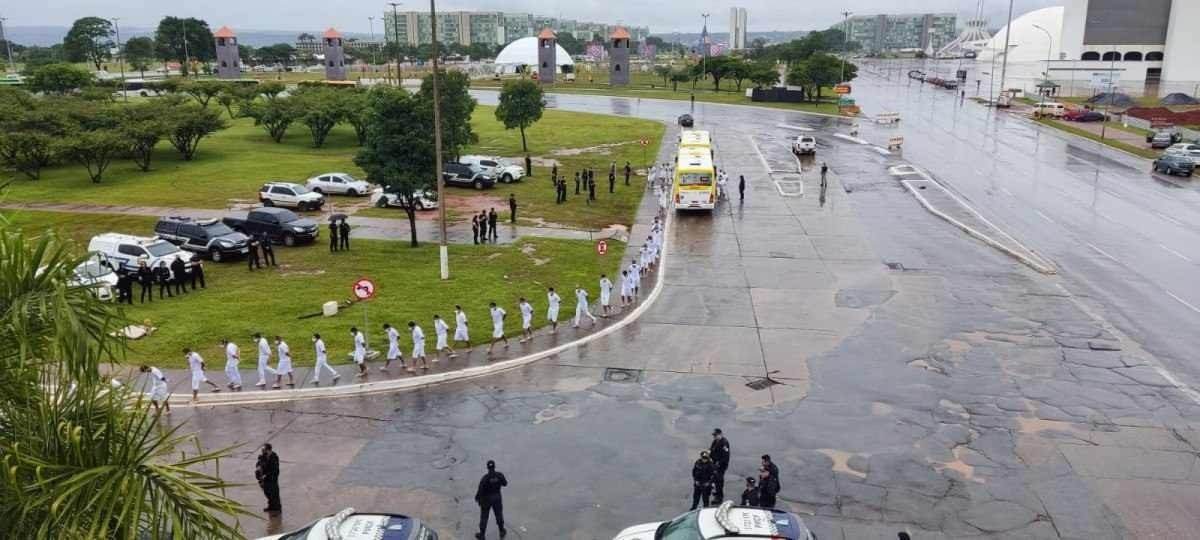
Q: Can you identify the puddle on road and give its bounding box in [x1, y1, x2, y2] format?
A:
[533, 403, 579, 424]
[871, 401, 895, 416]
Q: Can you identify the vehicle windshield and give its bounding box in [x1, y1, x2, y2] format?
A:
[340, 174, 363, 183]
[75, 261, 112, 278]
[275, 210, 300, 223]
[145, 241, 179, 257]
[655, 511, 701, 540]
[291, 185, 312, 195]
[201, 222, 236, 236]
[679, 172, 712, 186]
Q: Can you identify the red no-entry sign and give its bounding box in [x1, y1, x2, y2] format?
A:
[352, 278, 377, 300]
[596, 240, 608, 255]
[640, 137, 649, 147]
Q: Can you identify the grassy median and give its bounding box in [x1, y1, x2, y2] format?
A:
[3, 209, 623, 369]
[1035, 118, 1160, 159]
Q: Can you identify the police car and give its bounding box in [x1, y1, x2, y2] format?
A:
[257, 508, 438, 540]
[612, 502, 815, 540]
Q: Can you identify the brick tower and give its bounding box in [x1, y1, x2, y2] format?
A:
[609, 26, 631, 86]
[213, 26, 240, 79]
[537, 28, 557, 84]
[323, 28, 347, 81]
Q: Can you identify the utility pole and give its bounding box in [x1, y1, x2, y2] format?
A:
[430, 0, 448, 279]
[0, 17, 14, 74]
[840, 11, 851, 83]
[179, 17, 191, 77]
[701, 13, 709, 87]
[1100, 45, 1116, 141]
[1032, 24, 1052, 114]
[389, 2, 403, 85]
[369, 16, 378, 69]
[112, 18, 128, 102]
[997, 0, 1014, 103]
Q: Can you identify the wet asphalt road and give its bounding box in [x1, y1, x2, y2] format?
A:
[179, 80, 1200, 539]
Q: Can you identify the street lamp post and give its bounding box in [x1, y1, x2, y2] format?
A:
[997, 0, 1015, 103]
[840, 11, 851, 83]
[0, 17, 15, 74]
[1032, 24, 1052, 114]
[112, 18, 127, 102]
[368, 16, 378, 69]
[389, 2, 403, 85]
[429, 0, 448, 279]
[179, 17, 191, 77]
[1100, 45, 1117, 141]
[701, 13, 709, 87]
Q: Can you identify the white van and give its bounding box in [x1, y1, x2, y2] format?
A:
[1033, 102, 1066, 118]
[86, 233, 194, 275]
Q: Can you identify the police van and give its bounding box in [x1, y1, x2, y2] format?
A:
[86, 233, 194, 275]
[612, 502, 816, 540]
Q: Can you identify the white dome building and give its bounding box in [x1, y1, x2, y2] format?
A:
[493, 37, 574, 75]
[977, 6, 1063, 64]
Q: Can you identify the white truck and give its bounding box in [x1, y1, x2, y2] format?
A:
[791, 135, 817, 155]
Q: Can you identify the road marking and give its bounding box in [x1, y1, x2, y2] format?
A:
[1153, 210, 1183, 227]
[1167, 290, 1200, 314]
[1086, 242, 1119, 263]
[999, 187, 1014, 197]
[1159, 244, 1193, 262]
[747, 134, 774, 173]
[1035, 210, 1056, 224]
[776, 123, 814, 132]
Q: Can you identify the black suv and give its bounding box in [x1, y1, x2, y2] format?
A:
[443, 162, 495, 190]
[154, 216, 251, 262]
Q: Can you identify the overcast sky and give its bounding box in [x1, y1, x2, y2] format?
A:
[5, 0, 1059, 33]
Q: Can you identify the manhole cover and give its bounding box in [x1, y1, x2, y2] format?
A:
[745, 377, 781, 390]
[603, 368, 644, 383]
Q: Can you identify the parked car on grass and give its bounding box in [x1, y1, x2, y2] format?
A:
[256, 508, 438, 540]
[459, 155, 525, 183]
[442, 162, 495, 190]
[258, 181, 325, 211]
[222, 207, 320, 246]
[378, 190, 439, 210]
[1150, 132, 1177, 149]
[305, 172, 372, 196]
[86, 233, 194, 275]
[154, 216, 250, 262]
[70, 255, 121, 301]
[1152, 153, 1195, 177]
[1032, 102, 1066, 118]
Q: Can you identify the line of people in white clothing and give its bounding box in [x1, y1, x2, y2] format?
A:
[140, 216, 668, 408]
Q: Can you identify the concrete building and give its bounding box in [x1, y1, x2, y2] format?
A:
[609, 26, 631, 86]
[537, 28, 556, 83]
[974, 1, 1200, 98]
[383, 10, 649, 48]
[323, 28, 346, 81]
[729, 8, 748, 50]
[213, 26, 240, 79]
[839, 13, 957, 53]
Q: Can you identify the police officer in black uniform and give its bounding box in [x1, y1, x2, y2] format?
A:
[170, 257, 188, 296]
[329, 220, 340, 252]
[189, 259, 206, 290]
[690, 450, 716, 510]
[136, 260, 154, 303]
[259, 233, 277, 266]
[475, 460, 508, 539]
[709, 428, 731, 501]
[255, 443, 282, 514]
[154, 261, 173, 299]
[247, 235, 262, 271]
[338, 219, 351, 251]
[115, 271, 133, 304]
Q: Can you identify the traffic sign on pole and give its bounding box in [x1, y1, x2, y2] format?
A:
[596, 240, 608, 255]
[352, 278, 377, 300]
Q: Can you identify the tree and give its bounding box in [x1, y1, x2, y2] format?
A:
[144, 78, 181, 95]
[419, 70, 477, 161]
[216, 88, 239, 118]
[669, 68, 691, 92]
[18, 45, 65, 71]
[729, 59, 753, 91]
[293, 88, 343, 147]
[0, 229, 249, 539]
[124, 36, 156, 77]
[786, 53, 852, 100]
[154, 16, 215, 74]
[0, 108, 70, 179]
[121, 102, 171, 171]
[258, 81, 286, 101]
[494, 79, 544, 153]
[27, 63, 94, 95]
[257, 43, 296, 69]
[165, 104, 226, 159]
[654, 65, 672, 86]
[60, 129, 128, 182]
[245, 97, 298, 143]
[557, 32, 585, 56]
[354, 86, 436, 247]
[703, 56, 738, 92]
[749, 63, 780, 89]
[181, 79, 225, 108]
[342, 89, 371, 146]
[63, 17, 114, 71]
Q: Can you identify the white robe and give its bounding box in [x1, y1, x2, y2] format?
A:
[276, 341, 293, 374]
[454, 311, 469, 341]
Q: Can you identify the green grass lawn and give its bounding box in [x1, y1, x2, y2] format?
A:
[3, 209, 622, 369]
[1036, 118, 1160, 159]
[1, 102, 662, 229]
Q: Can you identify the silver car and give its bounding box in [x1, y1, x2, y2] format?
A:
[305, 172, 372, 196]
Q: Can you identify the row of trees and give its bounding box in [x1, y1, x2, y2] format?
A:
[652, 56, 780, 93]
[0, 84, 227, 182]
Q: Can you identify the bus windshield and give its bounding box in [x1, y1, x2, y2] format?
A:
[679, 173, 712, 186]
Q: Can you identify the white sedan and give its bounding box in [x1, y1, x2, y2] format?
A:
[378, 190, 439, 211]
[305, 172, 372, 196]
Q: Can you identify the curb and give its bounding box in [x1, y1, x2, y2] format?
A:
[898, 172, 1056, 275]
[163, 214, 673, 407]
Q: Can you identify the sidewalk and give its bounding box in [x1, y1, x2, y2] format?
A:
[0, 201, 628, 245]
[112, 129, 680, 406]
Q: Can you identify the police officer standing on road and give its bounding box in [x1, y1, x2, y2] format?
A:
[691, 450, 716, 510]
[339, 219, 351, 251]
[757, 466, 780, 508]
[740, 477, 760, 506]
[259, 233, 277, 266]
[820, 162, 829, 189]
[738, 175, 746, 201]
[255, 444, 282, 514]
[488, 208, 499, 240]
[475, 460, 508, 539]
[478, 211, 489, 242]
[709, 429, 731, 501]
[472, 214, 481, 244]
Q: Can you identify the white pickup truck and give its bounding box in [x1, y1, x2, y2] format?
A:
[791, 135, 817, 155]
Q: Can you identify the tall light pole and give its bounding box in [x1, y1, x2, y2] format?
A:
[997, 0, 1015, 102]
[389, 2, 403, 85]
[1032, 24, 1052, 112]
[429, 0, 448, 279]
[368, 16, 378, 68]
[0, 17, 14, 74]
[701, 13, 709, 87]
[112, 18, 128, 102]
[840, 11, 851, 83]
[1100, 44, 1117, 141]
[177, 16, 191, 77]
